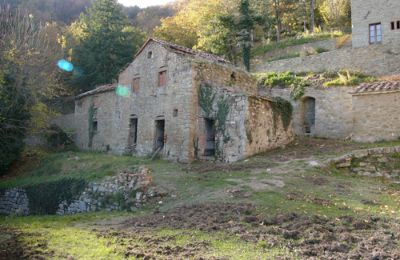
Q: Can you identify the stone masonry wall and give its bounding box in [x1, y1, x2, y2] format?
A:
[118, 41, 194, 161]
[0, 188, 29, 216]
[0, 167, 162, 216]
[352, 91, 400, 142]
[329, 146, 400, 183]
[245, 96, 294, 157]
[254, 43, 400, 76]
[265, 86, 355, 139]
[74, 91, 117, 152]
[352, 0, 400, 48]
[252, 38, 336, 65]
[75, 42, 195, 162]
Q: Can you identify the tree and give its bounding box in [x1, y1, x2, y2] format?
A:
[0, 5, 62, 174]
[237, 0, 254, 71]
[68, 0, 146, 92]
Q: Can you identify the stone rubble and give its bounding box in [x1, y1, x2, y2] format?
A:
[0, 166, 164, 216]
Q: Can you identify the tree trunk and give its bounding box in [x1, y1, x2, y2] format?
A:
[310, 0, 315, 32]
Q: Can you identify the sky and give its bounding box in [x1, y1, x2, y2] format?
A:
[118, 0, 174, 8]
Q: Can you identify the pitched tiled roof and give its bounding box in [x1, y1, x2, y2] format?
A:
[76, 84, 116, 100]
[352, 81, 400, 95]
[135, 38, 230, 64]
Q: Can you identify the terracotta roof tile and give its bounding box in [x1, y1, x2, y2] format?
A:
[76, 84, 116, 100]
[352, 81, 400, 94]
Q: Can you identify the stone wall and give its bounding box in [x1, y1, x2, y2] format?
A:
[57, 167, 159, 215]
[190, 62, 293, 162]
[0, 167, 162, 216]
[329, 146, 400, 183]
[254, 43, 400, 76]
[252, 38, 336, 64]
[352, 91, 400, 142]
[352, 0, 400, 48]
[0, 188, 29, 216]
[75, 41, 195, 162]
[245, 96, 294, 157]
[265, 86, 355, 139]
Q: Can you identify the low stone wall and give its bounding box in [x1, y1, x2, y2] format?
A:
[0, 188, 29, 215]
[328, 146, 400, 182]
[264, 86, 355, 139]
[254, 43, 400, 76]
[252, 39, 337, 64]
[0, 166, 164, 216]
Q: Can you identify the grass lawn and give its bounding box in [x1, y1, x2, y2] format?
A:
[1, 138, 399, 259]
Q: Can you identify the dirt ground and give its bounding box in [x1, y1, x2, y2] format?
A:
[96, 203, 400, 260]
[185, 138, 372, 173]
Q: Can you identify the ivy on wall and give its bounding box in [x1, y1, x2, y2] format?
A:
[271, 97, 293, 131]
[199, 84, 216, 117]
[88, 102, 95, 148]
[198, 83, 231, 160]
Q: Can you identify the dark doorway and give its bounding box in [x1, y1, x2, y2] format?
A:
[204, 118, 216, 156]
[303, 97, 316, 134]
[128, 117, 138, 151]
[154, 120, 165, 151]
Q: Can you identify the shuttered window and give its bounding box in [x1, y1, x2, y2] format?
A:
[158, 70, 167, 87]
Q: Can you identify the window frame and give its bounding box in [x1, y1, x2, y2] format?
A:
[132, 77, 140, 93]
[369, 23, 382, 45]
[158, 70, 167, 87]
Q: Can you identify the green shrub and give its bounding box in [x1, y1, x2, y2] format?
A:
[256, 72, 310, 100]
[25, 178, 87, 215]
[316, 47, 329, 53]
[323, 70, 377, 87]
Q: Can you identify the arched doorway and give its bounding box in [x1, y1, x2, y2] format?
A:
[302, 97, 316, 134]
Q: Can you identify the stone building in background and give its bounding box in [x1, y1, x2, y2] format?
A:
[352, 0, 400, 48]
[74, 39, 294, 162]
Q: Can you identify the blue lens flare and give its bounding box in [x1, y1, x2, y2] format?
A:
[57, 59, 74, 72]
[115, 84, 131, 97]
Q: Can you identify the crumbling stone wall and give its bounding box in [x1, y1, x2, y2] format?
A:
[352, 91, 400, 142]
[254, 44, 400, 76]
[192, 62, 293, 162]
[329, 146, 400, 183]
[245, 97, 294, 156]
[265, 86, 355, 139]
[352, 0, 400, 48]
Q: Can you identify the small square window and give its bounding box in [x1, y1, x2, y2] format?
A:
[397, 21, 400, 29]
[158, 70, 167, 87]
[148, 51, 153, 59]
[391, 21, 395, 30]
[173, 109, 178, 117]
[132, 77, 140, 92]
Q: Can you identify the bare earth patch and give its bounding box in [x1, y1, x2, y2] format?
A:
[97, 203, 400, 260]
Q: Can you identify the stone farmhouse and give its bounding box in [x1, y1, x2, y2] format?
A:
[262, 0, 400, 143]
[255, 0, 400, 76]
[352, 0, 400, 48]
[74, 39, 293, 162]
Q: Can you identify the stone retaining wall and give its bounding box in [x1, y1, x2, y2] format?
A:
[252, 39, 337, 64]
[0, 166, 163, 216]
[328, 146, 400, 183]
[0, 188, 29, 215]
[254, 43, 400, 76]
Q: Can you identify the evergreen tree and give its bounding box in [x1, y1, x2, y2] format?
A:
[238, 0, 254, 72]
[70, 0, 145, 91]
